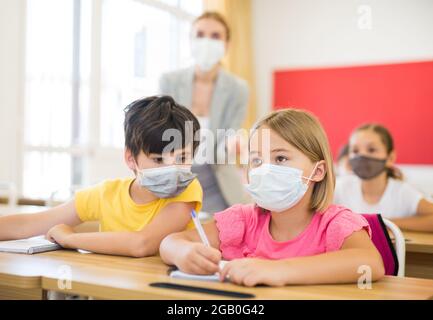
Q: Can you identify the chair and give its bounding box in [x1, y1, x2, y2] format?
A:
[382, 218, 406, 277]
[361, 214, 406, 277]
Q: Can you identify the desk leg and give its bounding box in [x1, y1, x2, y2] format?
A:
[406, 252, 433, 280]
[0, 285, 43, 300]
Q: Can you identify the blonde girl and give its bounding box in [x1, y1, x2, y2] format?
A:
[160, 109, 384, 287]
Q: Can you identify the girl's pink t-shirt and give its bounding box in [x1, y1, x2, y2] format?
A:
[214, 204, 371, 260]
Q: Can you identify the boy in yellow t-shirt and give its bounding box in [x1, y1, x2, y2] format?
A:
[0, 96, 203, 257]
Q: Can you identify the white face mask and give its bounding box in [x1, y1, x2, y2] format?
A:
[244, 163, 319, 212]
[191, 37, 225, 72]
[136, 165, 196, 198]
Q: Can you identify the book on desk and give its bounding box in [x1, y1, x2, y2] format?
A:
[0, 236, 61, 254]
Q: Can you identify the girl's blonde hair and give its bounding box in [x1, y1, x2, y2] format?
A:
[253, 108, 335, 212]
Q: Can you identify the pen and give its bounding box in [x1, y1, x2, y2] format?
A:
[191, 209, 210, 247]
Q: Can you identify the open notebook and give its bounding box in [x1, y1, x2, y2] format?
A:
[170, 260, 228, 282]
[0, 236, 61, 254]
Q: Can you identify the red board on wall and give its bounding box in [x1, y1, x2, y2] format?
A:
[273, 60, 433, 164]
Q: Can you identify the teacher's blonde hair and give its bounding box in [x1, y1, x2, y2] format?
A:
[253, 108, 335, 212]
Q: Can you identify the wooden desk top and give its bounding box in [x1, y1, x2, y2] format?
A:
[403, 231, 433, 254]
[1, 250, 433, 300]
[0, 205, 48, 216]
[2, 206, 432, 254]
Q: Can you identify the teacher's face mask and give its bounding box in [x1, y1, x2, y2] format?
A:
[191, 37, 225, 72]
[135, 165, 196, 198]
[244, 163, 319, 212]
[349, 155, 387, 180]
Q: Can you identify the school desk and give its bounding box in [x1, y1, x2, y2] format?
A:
[0, 205, 100, 233]
[403, 231, 433, 280]
[1, 205, 432, 283]
[1, 250, 433, 300]
[0, 204, 47, 215]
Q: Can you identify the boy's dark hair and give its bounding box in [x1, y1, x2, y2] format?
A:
[124, 96, 200, 158]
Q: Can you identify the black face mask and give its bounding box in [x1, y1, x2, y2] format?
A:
[349, 155, 388, 180]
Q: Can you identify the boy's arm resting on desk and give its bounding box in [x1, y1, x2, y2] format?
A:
[48, 201, 198, 257]
[220, 229, 385, 287]
[160, 220, 222, 275]
[0, 200, 82, 241]
[392, 199, 433, 232]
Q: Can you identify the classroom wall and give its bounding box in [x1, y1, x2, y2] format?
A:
[1, 0, 432, 198]
[273, 61, 433, 164]
[252, 0, 433, 115]
[252, 0, 433, 195]
[0, 0, 25, 189]
[252, 0, 433, 118]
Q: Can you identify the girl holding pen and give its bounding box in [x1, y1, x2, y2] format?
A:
[160, 108, 385, 287]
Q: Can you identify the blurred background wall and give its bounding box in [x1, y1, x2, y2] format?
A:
[0, 0, 432, 203]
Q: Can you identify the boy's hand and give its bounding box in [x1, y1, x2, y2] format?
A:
[175, 243, 222, 275]
[46, 224, 75, 248]
[219, 258, 289, 287]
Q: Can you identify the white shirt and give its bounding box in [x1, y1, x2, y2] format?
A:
[334, 175, 423, 219]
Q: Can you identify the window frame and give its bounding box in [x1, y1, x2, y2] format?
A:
[20, 0, 201, 201]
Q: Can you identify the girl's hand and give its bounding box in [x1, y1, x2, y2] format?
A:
[175, 243, 222, 275]
[46, 224, 75, 248]
[220, 258, 289, 287]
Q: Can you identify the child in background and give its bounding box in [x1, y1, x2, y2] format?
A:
[0, 96, 203, 257]
[160, 109, 384, 287]
[334, 124, 433, 232]
[336, 143, 352, 176]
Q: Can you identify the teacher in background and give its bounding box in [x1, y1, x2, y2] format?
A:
[159, 11, 250, 214]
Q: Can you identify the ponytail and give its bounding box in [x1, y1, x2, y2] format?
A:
[387, 166, 404, 181]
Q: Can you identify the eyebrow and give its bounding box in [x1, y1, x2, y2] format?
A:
[249, 148, 292, 155]
[271, 148, 291, 153]
[366, 142, 379, 146]
[352, 142, 378, 148]
[149, 151, 191, 157]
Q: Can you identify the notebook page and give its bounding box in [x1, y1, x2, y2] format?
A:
[0, 236, 61, 254]
[170, 260, 228, 282]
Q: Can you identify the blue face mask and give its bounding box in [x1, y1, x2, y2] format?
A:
[136, 165, 196, 198]
[244, 163, 319, 212]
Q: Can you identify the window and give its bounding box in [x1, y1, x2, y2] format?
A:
[100, 0, 201, 147]
[23, 0, 203, 200]
[24, 0, 78, 199]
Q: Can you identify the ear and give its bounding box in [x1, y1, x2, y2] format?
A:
[124, 148, 137, 173]
[310, 160, 327, 183]
[387, 150, 396, 167]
